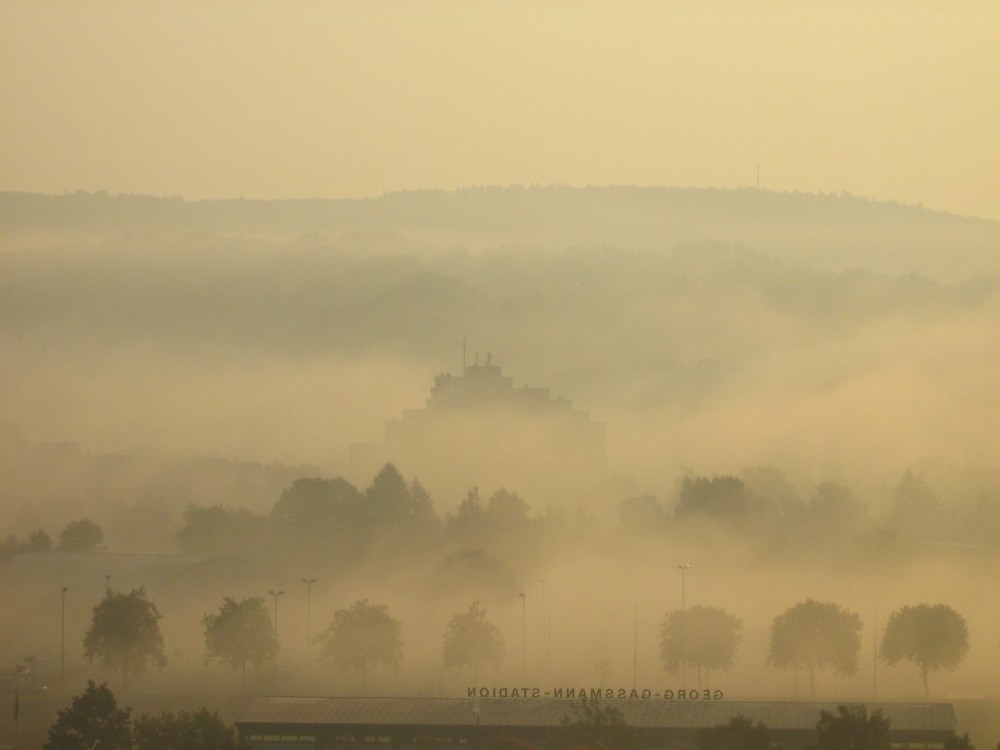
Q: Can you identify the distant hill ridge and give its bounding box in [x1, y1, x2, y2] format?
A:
[3, 185, 997, 276]
[1, 184, 993, 230]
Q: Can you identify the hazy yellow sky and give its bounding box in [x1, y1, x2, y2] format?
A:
[2, 1, 998, 220]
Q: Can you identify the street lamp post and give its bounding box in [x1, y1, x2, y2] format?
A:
[518, 592, 526, 682]
[268, 590, 285, 635]
[301, 579, 317, 648]
[677, 564, 691, 689]
[538, 579, 549, 680]
[677, 564, 690, 611]
[301, 578, 317, 691]
[269, 589, 285, 688]
[61, 587, 68, 678]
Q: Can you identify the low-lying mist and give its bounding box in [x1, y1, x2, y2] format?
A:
[1, 188, 998, 721]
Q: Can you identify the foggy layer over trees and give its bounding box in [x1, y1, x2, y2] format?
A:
[1, 188, 1000, 735]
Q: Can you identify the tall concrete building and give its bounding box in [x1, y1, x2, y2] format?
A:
[352, 357, 606, 507]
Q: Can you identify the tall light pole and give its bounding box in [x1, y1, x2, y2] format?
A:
[677, 564, 690, 689]
[269, 589, 285, 688]
[269, 590, 285, 635]
[538, 579, 549, 680]
[301, 579, 316, 648]
[518, 592, 526, 682]
[60, 587, 68, 678]
[677, 564, 690, 611]
[633, 602, 638, 690]
[301, 578, 317, 690]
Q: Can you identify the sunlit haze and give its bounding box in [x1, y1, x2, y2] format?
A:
[2, 4, 1000, 750]
[1, 1, 998, 219]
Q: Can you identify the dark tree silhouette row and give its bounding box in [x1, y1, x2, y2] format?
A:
[83, 588, 968, 699]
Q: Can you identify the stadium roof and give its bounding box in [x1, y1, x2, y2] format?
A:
[236, 696, 957, 734]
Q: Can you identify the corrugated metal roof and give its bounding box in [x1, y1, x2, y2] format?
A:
[236, 697, 956, 734]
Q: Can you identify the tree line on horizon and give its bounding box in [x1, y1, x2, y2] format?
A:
[5, 460, 999, 606]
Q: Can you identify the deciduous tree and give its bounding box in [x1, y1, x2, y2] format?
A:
[58, 518, 105, 552]
[674, 475, 757, 528]
[43, 680, 132, 750]
[660, 605, 742, 687]
[558, 695, 635, 750]
[443, 601, 505, 681]
[815, 704, 890, 750]
[202, 596, 278, 688]
[768, 599, 861, 697]
[317, 599, 402, 691]
[880, 604, 969, 697]
[697, 715, 771, 750]
[83, 587, 166, 692]
[133, 708, 243, 750]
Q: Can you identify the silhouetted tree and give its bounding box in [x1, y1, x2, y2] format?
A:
[486, 488, 531, 527]
[815, 704, 890, 750]
[886, 471, 944, 538]
[768, 599, 862, 697]
[943, 733, 974, 750]
[202, 597, 278, 688]
[24, 528, 54, 552]
[83, 587, 166, 692]
[660, 605, 742, 687]
[697, 715, 771, 750]
[880, 604, 969, 697]
[43, 680, 132, 750]
[271, 476, 363, 535]
[674, 475, 757, 528]
[133, 708, 243, 750]
[448, 487, 486, 540]
[317, 599, 402, 691]
[443, 601, 505, 681]
[366, 463, 414, 524]
[0, 528, 54, 558]
[271, 476, 365, 562]
[409, 478, 437, 527]
[58, 518, 104, 552]
[558, 695, 635, 750]
[175, 504, 268, 558]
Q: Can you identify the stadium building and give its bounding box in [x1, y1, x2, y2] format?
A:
[235, 696, 957, 750]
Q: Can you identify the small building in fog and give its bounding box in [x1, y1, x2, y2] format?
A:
[235, 696, 957, 750]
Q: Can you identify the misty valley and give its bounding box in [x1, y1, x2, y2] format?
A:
[2, 187, 999, 748]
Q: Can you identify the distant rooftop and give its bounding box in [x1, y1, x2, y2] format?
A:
[423, 356, 575, 416]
